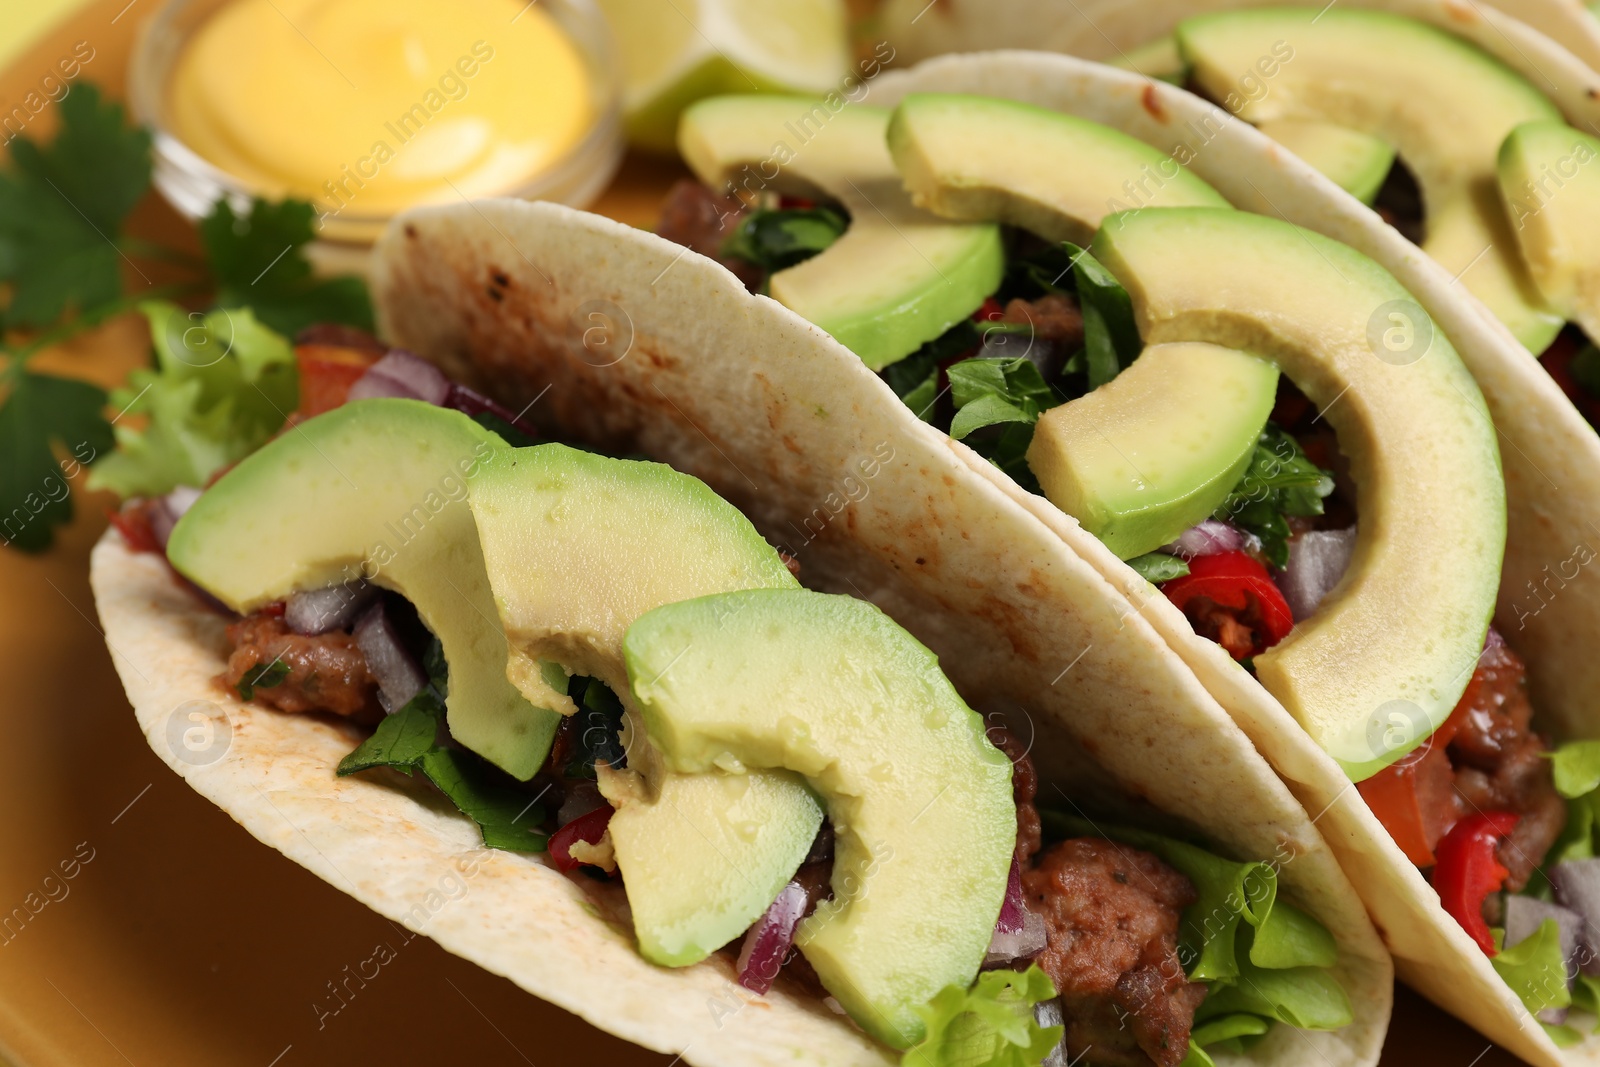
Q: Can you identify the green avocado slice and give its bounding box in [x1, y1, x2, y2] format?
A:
[623, 588, 1015, 1048]
[466, 444, 823, 968]
[677, 95, 1004, 369]
[1255, 120, 1395, 206]
[1497, 120, 1600, 344]
[1176, 7, 1564, 353]
[1027, 341, 1279, 559]
[1093, 207, 1505, 780]
[887, 92, 1230, 243]
[166, 399, 560, 779]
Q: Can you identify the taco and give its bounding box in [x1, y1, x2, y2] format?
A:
[91, 212, 1390, 1066]
[588, 48, 1600, 1065]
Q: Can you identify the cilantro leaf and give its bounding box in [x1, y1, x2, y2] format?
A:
[236, 658, 290, 701]
[1128, 552, 1190, 583]
[0, 84, 151, 327]
[945, 356, 1063, 486]
[564, 676, 627, 780]
[336, 689, 547, 852]
[200, 199, 372, 337]
[1010, 242, 1140, 389]
[880, 320, 983, 419]
[0, 370, 113, 551]
[87, 301, 298, 497]
[902, 965, 1061, 1067]
[721, 207, 847, 273]
[1213, 425, 1334, 569]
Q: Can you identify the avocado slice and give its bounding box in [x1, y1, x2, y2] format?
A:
[466, 444, 823, 967]
[887, 93, 1230, 243]
[1497, 120, 1600, 343]
[1256, 120, 1395, 206]
[676, 95, 1004, 369]
[1027, 341, 1279, 559]
[1093, 207, 1505, 780]
[623, 588, 1014, 1048]
[1176, 8, 1565, 353]
[166, 399, 561, 780]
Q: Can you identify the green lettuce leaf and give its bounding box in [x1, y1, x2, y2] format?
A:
[902, 965, 1061, 1067]
[1196, 957, 1354, 1030]
[1191, 1012, 1271, 1055]
[1551, 739, 1600, 799]
[1490, 921, 1572, 1016]
[337, 690, 547, 852]
[87, 301, 297, 497]
[1213, 425, 1334, 569]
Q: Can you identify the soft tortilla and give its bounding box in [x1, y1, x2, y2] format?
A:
[869, 0, 1600, 79]
[856, 51, 1600, 1066]
[90, 190, 1392, 1066]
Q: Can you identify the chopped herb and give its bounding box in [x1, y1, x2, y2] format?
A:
[1214, 425, 1334, 569]
[1010, 241, 1140, 389]
[237, 658, 290, 701]
[422, 635, 449, 697]
[0, 371, 115, 551]
[879, 319, 985, 420]
[200, 199, 373, 337]
[337, 689, 548, 852]
[720, 207, 847, 273]
[945, 356, 1063, 487]
[1128, 552, 1191, 583]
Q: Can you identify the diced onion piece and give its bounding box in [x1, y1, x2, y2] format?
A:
[347, 351, 451, 405]
[353, 601, 427, 712]
[148, 485, 204, 549]
[1549, 859, 1600, 975]
[446, 383, 539, 440]
[736, 881, 809, 994]
[984, 905, 1047, 967]
[285, 582, 377, 635]
[1276, 527, 1357, 622]
[1163, 519, 1257, 560]
[997, 855, 1026, 934]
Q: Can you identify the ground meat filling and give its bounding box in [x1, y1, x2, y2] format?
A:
[1447, 640, 1565, 891]
[222, 614, 380, 719]
[653, 180, 762, 292]
[989, 724, 1042, 865]
[1183, 594, 1275, 661]
[1026, 838, 1205, 1067]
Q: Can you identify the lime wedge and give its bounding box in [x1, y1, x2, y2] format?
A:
[597, 0, 849, 152]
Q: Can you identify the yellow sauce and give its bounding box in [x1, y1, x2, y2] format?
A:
[168, 0, 594, 216]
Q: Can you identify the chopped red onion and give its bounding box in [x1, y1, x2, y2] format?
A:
[736, 881, 809, 994]
[1276, 527, 1357, 622]
[1549, 859, 1600, 975]
[984, 905, 1047, 967]
[347, 351, 451, 406]
[1485, 626, 1506, 651]
[147, 485, 203, 549]
[1036, 1000, 1068, 1067]
[354, 602, 427, 712]
[1162, 520, 1258, 560]
[285, 582, 377, 635]
[446, 383, 539, 440]
[997, 855, 1027, 934]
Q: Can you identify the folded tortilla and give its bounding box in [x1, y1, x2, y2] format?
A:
[92, 192, 1393, 1065]
[869, 0, 1600, 79]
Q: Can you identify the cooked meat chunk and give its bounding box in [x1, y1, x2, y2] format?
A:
[654, 180, 763, 292]
[222, 614, 380, 718]
[989, 723, 1042, 865]
[1002, 294, 1085, 345]
[1026, 838, 1204, 1067]
[1182, 593, 1274, 661]
[1447, 638, 1564, 891]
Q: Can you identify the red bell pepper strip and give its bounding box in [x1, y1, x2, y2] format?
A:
[548, 804, 615, 873]
[1159, 551, 1294, 660]
[1432, 811, 1519, 955]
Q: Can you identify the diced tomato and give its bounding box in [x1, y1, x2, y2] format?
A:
[777, 195, 816, 210]
[548, 804, 615, 873]
[295, 344, 380, 418]
[973, 297, 1005, 322]
[1160, 551, 1294, 660]
[1356, 678, 1476, 865]
[106, 502, 162, 554]
[1432, 811, 1519, 955]
[260, 601, 286, 618]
